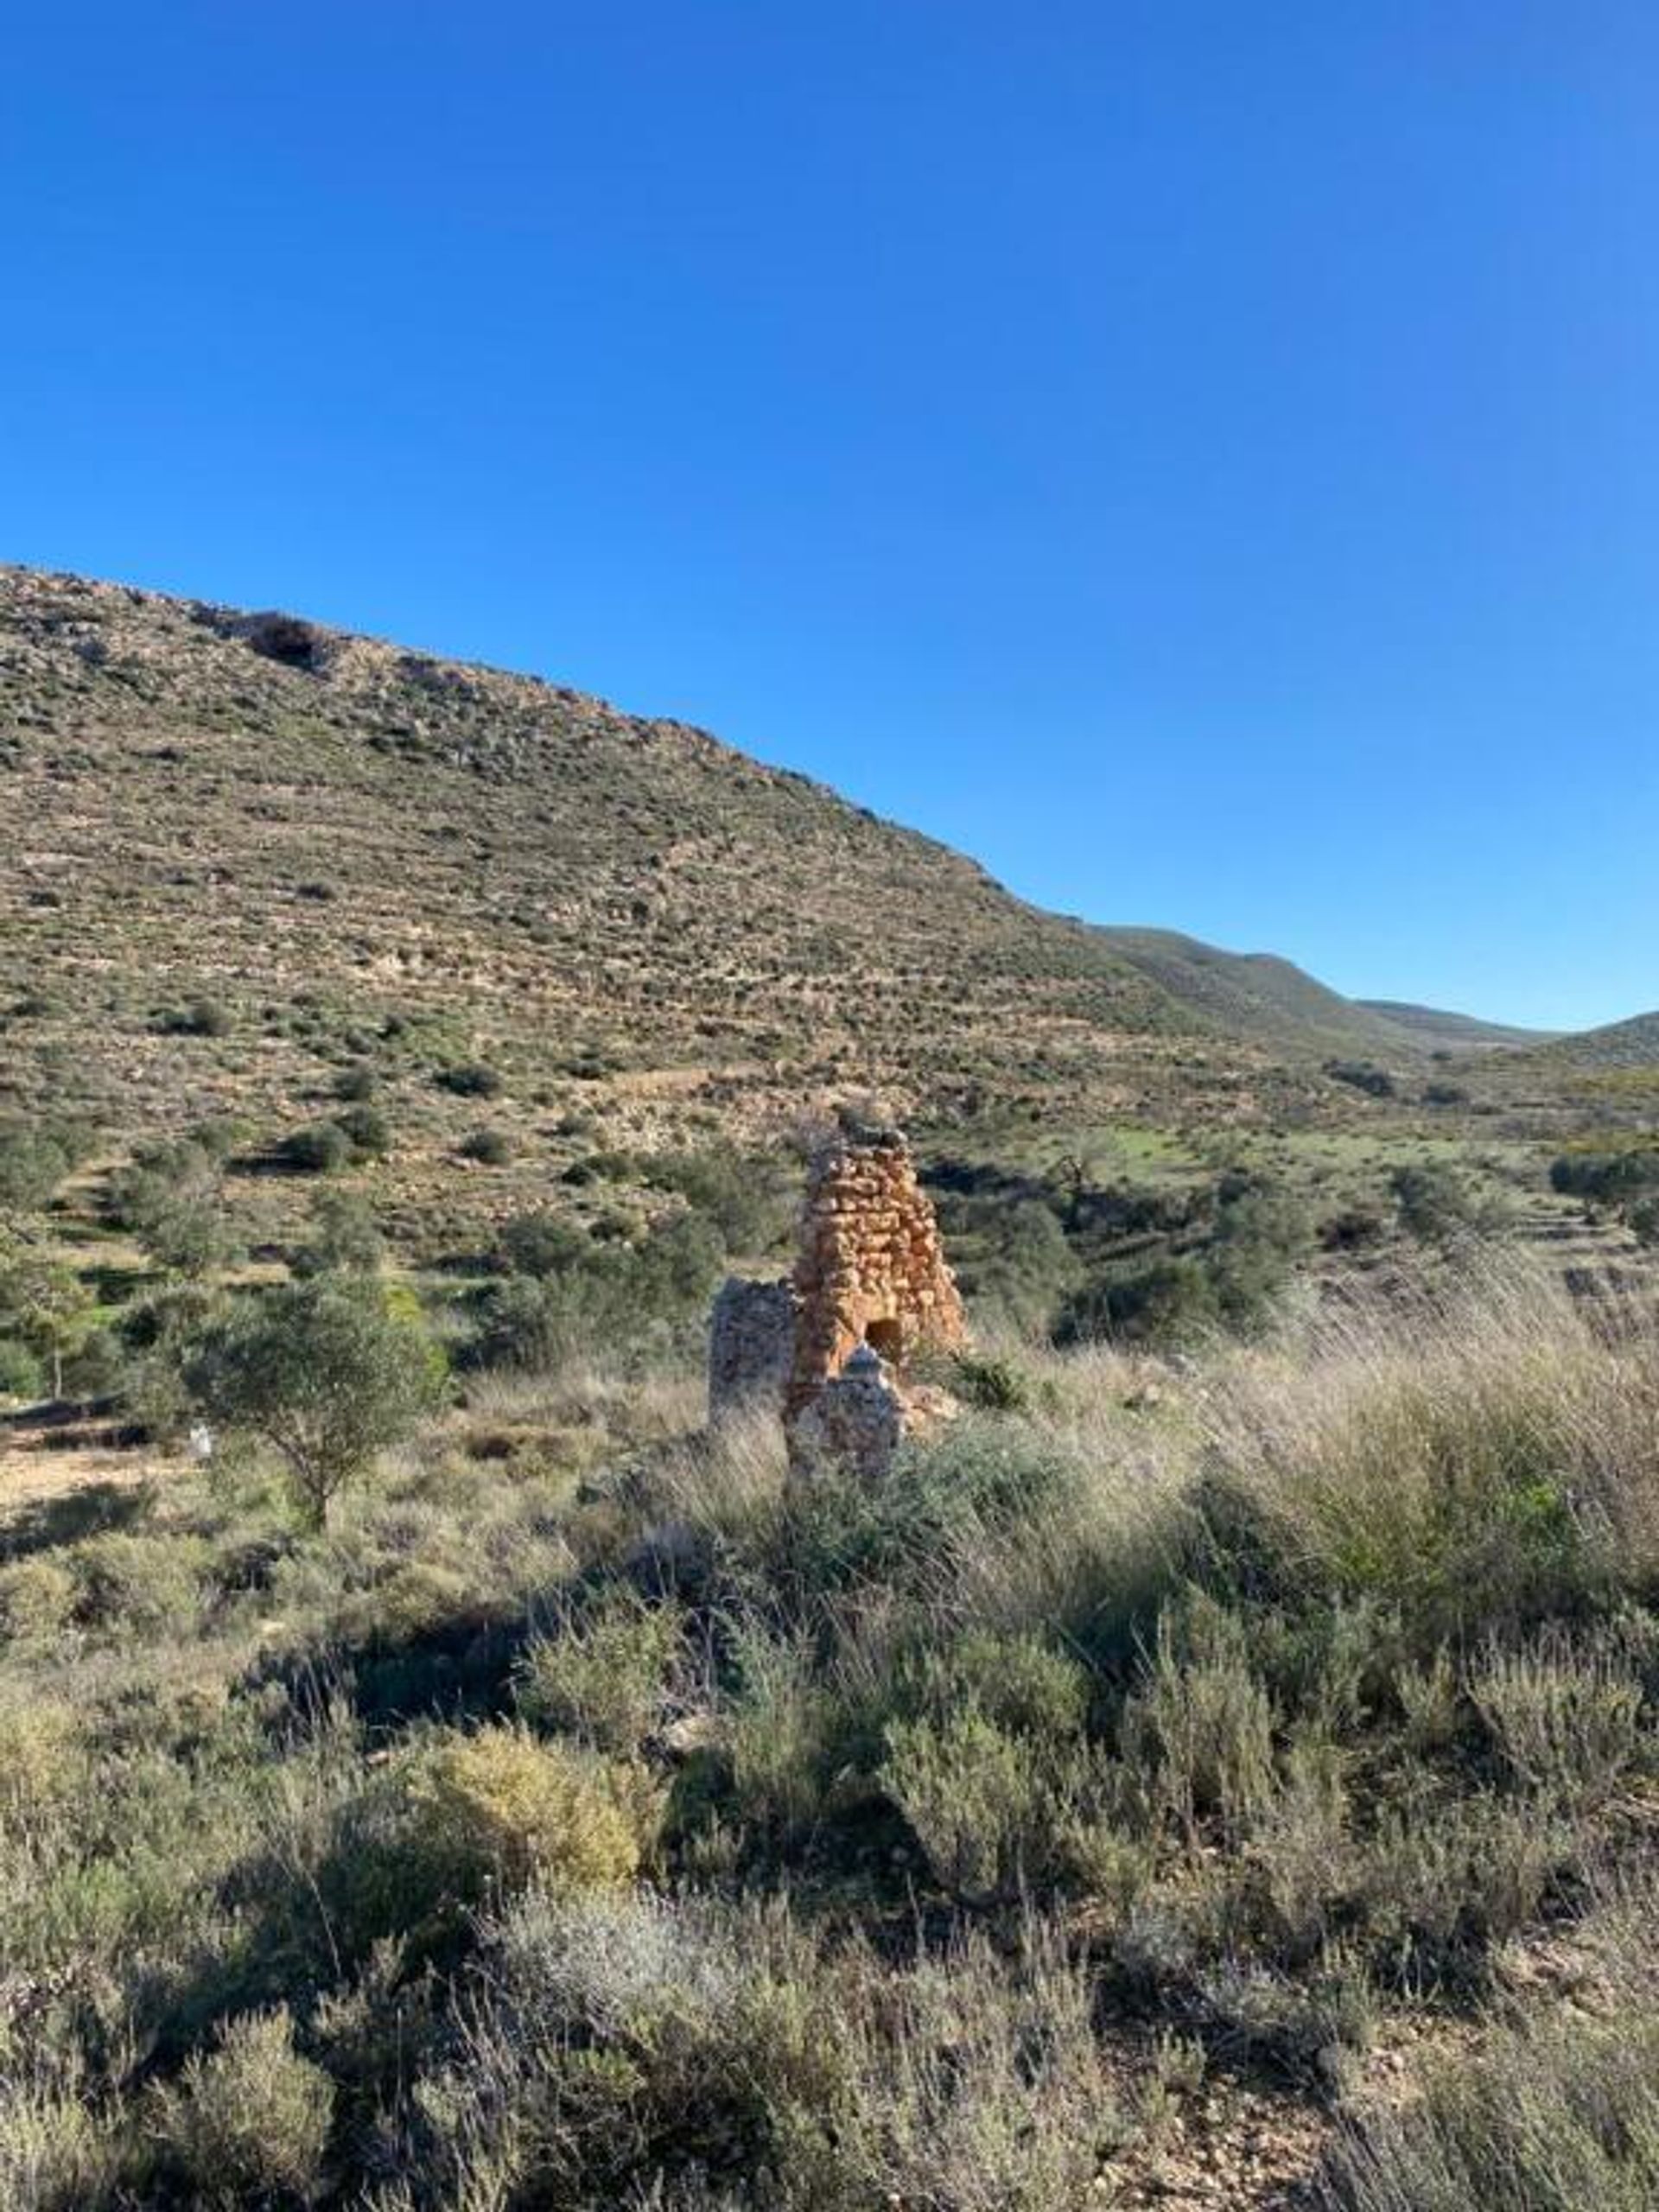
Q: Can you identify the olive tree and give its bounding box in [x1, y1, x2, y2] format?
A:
[187, 1281, 443, 1528]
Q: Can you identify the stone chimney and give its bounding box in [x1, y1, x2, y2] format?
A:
[785, 1122, 966, 1416]
[707, 1120, 965, 1479]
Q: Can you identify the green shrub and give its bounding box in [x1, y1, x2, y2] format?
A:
[774, 1419, 1077, 1605]
[0, 1255, 99, 1399]
[641, 1144, 789, 1256]
[1200, 1305, 1628, 1648]
[951, 1195, 1083, 1335]
[1549, 1145, 1659, 1207]
[1058, 1255, 1219, 1348]
[893, 1628, 1091, 1745]
[458, 1125, 512, 1166]
[0, 1694, 87, 1826]
[880, 1707, 1054, 1905]
[1391, 1160, 1491, 1246]
[1207, 1182, 1311, 1332]
[467, 1274, 578, 1370]
[1325, 1059, 1396, 1098]
[149, 2007, 332, 2209]
[1469, 1637, 1643, 1806]
[411, 1891, 1121, 2212]
[469, 1215, 728, 1368]
[276, 1122, 353, 1174]
[495, 1211, 587, 1277]
[70, 1531, 207, 1637]
[140, 1194, 238, 1278]
[952, 1351, 1034, 1411]
[1348, 1792, 1563, 1986]
[436, 1060, 502, 1098]
[1243, 1738, 1352, 1964]
[154, 996, 232, 1039]
[0, 1554, 77, 1643]
[1120, 1601, 1276, 1843]
[334, 1103, 391, 1161]
[0, 1336, 44, 1401]
[0, 2048, 122, 2211]
[291, 1189, 385, 1279]
[723, 1625, 836, 1844]
[0, 1116, 76, 1217]
[516, 1586, 683, 1752]
[106, 1143, 238, 1276]
[1318, 2005, 1659, 2209]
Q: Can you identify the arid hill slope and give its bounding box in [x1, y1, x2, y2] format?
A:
[0, 563, 1567, 1248]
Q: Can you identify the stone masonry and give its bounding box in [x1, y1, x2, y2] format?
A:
[785, 1122, 966, 1416]
[707, 1276, 797, 1424]
[708, 1120, 966, 1479]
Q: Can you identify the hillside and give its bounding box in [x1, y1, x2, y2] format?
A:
[5, 571, 1659, 2212]
[1096, 927, 1425, 1063]
[1536, 1009, 1659, 1071]
[0, 564, 1480, 1239]
[1357, 999, 1559, 1052]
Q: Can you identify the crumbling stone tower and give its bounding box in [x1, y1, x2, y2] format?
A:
[785, 1122, 965, 1416]
[708, 1120, 966, 1480]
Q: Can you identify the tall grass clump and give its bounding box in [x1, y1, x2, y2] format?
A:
[1191, 1258, 1659, 1647]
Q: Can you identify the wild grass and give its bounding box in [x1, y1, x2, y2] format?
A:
[2, 1258, 1658, 2205]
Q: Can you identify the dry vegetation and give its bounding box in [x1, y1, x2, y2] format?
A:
[6, 561, 1636, 1271]
[3, 1257, 1659, 2208]
[6, 561, 1659, 2207]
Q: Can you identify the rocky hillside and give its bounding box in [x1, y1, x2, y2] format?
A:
[1535, 1010, 1659, 1071]
[0, 563, 1559, 1245]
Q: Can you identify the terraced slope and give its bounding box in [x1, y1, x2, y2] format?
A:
[0, 563, 1567, 1248]
[0, 568, 1316, 1228]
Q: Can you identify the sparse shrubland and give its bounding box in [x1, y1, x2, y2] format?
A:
[0, 1247, 1655, 2205]
[3, 548, 1654, 2210]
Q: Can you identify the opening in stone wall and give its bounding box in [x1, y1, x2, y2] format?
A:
[864, 1317, 904, 1362]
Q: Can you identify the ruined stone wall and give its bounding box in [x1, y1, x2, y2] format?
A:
[707, 1275, 797, 1425]
[785, 1126, 966, 1416]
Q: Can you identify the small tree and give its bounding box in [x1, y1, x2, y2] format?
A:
[0, 1251, 98, 1400]
[187, 1281, 443, 1528]
[108, 1139, 238, 1280]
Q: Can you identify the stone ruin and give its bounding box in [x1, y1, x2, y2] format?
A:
[709, 1121, 967, 1480]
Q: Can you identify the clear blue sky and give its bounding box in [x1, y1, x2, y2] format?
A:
[5, 4, 1656, 1030]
